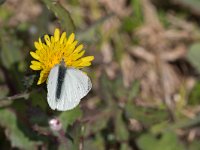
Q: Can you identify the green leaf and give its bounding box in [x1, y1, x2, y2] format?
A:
[65, 123, 83, 150]
[59, 107, 82, 131]
[0, 85, 9, 99]
[150, 121, 170, 134]
[0, 31, 22, 69]
[115, 110, 129, 141]
[99, 74, 114, 106]
[84, 109, 111, 137]
[31, 91, 48, 111]
[137, 134, 157, 150]
[122, 17, 136, 32]
[77, 14, 112, 43]
[125, 103, 168, 127]
[0, 7, 12, 23]
[188, 81, 200, 105]
[93, 133, 105, 150]
[127, 80, 140, 102]
[188, 140, 200, 150]
[0, 0, 6, 5]
[187, 43, 200, 73]
[120, 143, 132, 150]
[84, 134, 105, 150]
[137, 131, 185, 150]
[122, 0, 144, 32]
[0, 109, 38, 149]
[121, 0, 143, 32]
[29, 108, 49, 127]
[42, 0, 75, 34]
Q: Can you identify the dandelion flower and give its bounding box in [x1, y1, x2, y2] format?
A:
[30, 28, 94, 85]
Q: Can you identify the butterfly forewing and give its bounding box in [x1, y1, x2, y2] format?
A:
[47, 66, 92, 111]
[47, 65, 59, 110]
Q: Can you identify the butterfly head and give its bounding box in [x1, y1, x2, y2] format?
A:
[60, 58, 66, 67]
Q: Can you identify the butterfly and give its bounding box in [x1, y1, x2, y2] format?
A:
[47, 60, 92, 111]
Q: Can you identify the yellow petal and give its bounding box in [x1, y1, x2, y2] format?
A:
[54, 28, 60, 42]
[37, 70, 48, 85]
[34, 42, 42, 50]
[64, 41, 78, 57]
[67, 33, 75, 45]
[73, 44, 83, 53]
[30, 65, 42, 70]
[79, 62, 91, 66]
[31, 61, 42, 66]
[51, 36, 55, 43]
[72, 51, 85, 61]
[81, 56, 94, 62]
[44, 35, 51, 46]
[39, 38, 43, 46]
[71, 60, 82, 67]
[60, 32, 66, 44]
[72, 40, 78, 48]
[30, 52, 40, 60]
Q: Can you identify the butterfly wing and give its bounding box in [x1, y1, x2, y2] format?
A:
[56, 68, 92, 111]
[47, 65, 59, 110]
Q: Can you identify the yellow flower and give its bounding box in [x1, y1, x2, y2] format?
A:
[30, 28, 94, 85]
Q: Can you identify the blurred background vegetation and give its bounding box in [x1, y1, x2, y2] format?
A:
[1, 0, 200, 149]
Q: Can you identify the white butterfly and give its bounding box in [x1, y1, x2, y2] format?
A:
[47, 62, 92, 111]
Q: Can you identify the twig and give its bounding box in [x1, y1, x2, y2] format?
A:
[79, 135, 84, 150]
[0, 88, 41, 107]
[58, 129, 68, 148]
[49, 118, 69, 148]
[79, 125, 85, 150]
[0, 92, 30, 101]
[0, 92, 30, 107]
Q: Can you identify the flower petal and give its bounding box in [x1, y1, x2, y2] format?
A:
[34, 42, 42, 50]
[81, 56, 94, 62]
[37, 70, 49, 85]
[30, 52, 40, 60]
[60, 32, 66, 44]
[54, 28, 60, 42]
[79, 62, 91, 67]
[44, 35, 51, 46]
[65, 40, 78, 57]
[30, 65, 42, 70]
[67, 33, 75, 45]
[73, 44, 83, 53]
[31, 61, 42, 66]
[72, 51, 85, 61]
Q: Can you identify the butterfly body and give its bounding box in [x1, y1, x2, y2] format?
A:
[56, 63, 66, 100]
